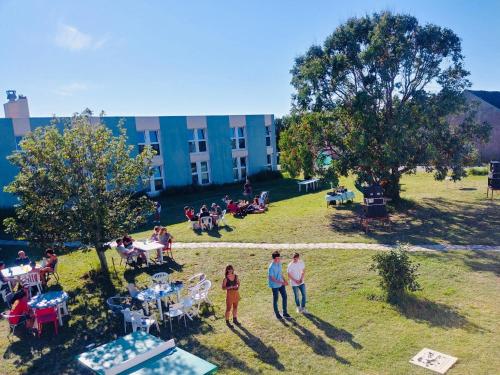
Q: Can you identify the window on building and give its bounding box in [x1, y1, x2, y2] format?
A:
[233, 157, 247, 181]
[230, 127, 246, 150]
[266, 154, 273, 171]
[188, 129, 207, 153]
[191, 161, 211, 185]
[265, 125, 271, 147]
[137, 130, 161, 156]
[147, 166, 164, 192]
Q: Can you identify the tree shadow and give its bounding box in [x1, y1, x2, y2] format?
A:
[229, 324, 285, 371]
[304, 314, 362, 349]
[328, 196, 500, 245]
[395, 295, 485, 332]
[122, 258, 184, 284]
[279, 319, 350, 364]
[462, 251, 500, 276]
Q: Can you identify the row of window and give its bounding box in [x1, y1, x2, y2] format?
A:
[137, 125, 272, 157]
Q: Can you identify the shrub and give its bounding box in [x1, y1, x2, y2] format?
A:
[467, 166, 489, 176]
[249, 170, 283, 182]
[370, 243, 421, 303]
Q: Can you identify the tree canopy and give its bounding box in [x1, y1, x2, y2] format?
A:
[3, 111, 155, 272]
[281, 12, 490, 198]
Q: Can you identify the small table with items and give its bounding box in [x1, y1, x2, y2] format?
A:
[28, 290, 69, 326]
[298, 178, 320, 193]
[136, 283, 183, 320]
[133, 241, 166, 266]
[325, 189, 355, 207]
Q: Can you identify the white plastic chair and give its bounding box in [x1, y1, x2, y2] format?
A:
[186, 273, 206, 292]
[0, 282, 12, 303]
[164, 302, 187, 332]
[46, 262, 60, 283]
[200, 216, 213, 231]
[189, 280, 212, 316]
[20, 272, 43, 298]
[127, 284, 140, 299]
[116, 248, 137, 267]
[122, 308, 159, 334]
[1, 311, 27, 337]
[180, 296, 195, 320]
[218, 210, 228, 227]
[151, 272, 169, 285]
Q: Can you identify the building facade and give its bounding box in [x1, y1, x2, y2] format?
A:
[0, 91, 277, 207]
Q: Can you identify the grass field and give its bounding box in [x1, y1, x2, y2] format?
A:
[133, 172, 500, 245]
[0, 245, 498, 374]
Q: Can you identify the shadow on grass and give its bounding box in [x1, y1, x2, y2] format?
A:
[304, 314, 362, 349]
[3, 270, 122, 374]
[280, 318, 350, 364]
[328, 197, 500, 245]
[462, 251, 500, 276]
[395, 295, 484, 332]
[121, 258, 184, 284]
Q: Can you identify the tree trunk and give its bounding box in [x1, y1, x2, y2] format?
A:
[384, 173, 401, 200]
[95, 245, 109, 274]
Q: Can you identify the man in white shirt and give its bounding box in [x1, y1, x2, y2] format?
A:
[287, 252, 308, 314]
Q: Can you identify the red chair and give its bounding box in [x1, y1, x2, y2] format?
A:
[162, 239, 174, 260]
[34, 307, 58, 337]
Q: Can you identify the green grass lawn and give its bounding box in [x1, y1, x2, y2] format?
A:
[133, 172, 500, 245]
[0, 245, 498, 374]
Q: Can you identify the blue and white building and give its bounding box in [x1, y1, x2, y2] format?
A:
[0, 91, 277, 207]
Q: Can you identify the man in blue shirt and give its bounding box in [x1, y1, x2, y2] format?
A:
[268, 251, 290, 319]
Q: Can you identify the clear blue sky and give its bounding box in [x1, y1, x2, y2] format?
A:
[1, 0, 499, 117]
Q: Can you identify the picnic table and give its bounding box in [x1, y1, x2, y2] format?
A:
[77, 331, 218, 375]
[298, 178, 320, 193]
[132, 241, 165, 266]
[325, 190, 355, 207]
[28, 290, 69, 326]
[136, 283, 183, 320]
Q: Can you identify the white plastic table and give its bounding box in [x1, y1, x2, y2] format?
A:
[28, 290, 69, 326]
[2, 265, 32, 289]
[325, 191, 355, 206]
[136, 283, 183, 320]
[133, 241, 165, 266]
[298, 178, 320, 192]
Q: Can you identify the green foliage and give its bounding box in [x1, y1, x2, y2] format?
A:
[467, 166, 489, 176]
[370, 243, 421, 303]
[284, 11, 491, 199]
[3, 112, 156, 272]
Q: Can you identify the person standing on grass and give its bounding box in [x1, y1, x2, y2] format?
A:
[268, 251, 291, 320]
[287, 252, 308, 314]
[222, 265, 241, 327]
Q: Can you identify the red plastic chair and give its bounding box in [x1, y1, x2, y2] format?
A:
[34, 307, 58, 337]
[162, 239, 174, 260]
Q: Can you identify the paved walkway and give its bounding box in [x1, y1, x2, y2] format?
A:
[1, 239, 498, 252]
[172, 242, 500, 252]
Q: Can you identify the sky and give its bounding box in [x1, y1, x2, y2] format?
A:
[1, 0, 499, 117]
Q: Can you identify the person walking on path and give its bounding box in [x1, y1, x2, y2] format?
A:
[287, 252, 308, 314]
[268, 251, 291, 320]
[222, 265, 241, 327]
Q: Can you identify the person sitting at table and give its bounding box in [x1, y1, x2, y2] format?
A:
[116, 238, 146, 265]
[123, 234, 134, 249]
[209, 203, 220, 227]
[157, 227, 173, 259]
[8, 288, 34, 330]
[150, 226, 161, 241]
[198, 207, 212, 228]
[248, 196, 265, 214]
[15, 250, 31, 266]
[39, 249, 58, 285]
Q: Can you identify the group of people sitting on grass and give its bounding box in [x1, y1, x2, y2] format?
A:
[223, 194, 266, 217]
[0, 249, 58, 291]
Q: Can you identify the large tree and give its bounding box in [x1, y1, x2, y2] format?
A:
[283, 12, 490, 199]
[3, 111, 155, 273]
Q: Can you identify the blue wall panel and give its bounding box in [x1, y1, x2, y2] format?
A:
[269, 115, 277, 169]
[207, 116, 233, 184]
[0, 119, 18, 207]
[159, 116, 191, 186]
[30, 116, 66, 132]
[246, 115, 267, 175]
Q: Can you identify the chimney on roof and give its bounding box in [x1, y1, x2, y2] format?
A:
[4, 90, 30, 118]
